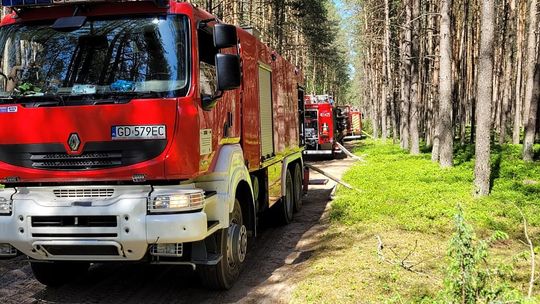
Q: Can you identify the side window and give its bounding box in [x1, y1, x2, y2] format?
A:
[198, 28, 218, 96]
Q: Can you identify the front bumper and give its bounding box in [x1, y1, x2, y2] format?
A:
[0, 185, 211, 261]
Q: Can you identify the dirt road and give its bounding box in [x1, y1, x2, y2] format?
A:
[0, 155, 357, 304]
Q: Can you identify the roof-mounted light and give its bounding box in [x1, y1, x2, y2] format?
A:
[2, 0, 53, 7]
[1, 0, 168, 8]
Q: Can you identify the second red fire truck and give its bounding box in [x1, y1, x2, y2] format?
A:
[303, 95, 341, 156]
[336, 105, 363, 140]
[0, 0, 307, 290]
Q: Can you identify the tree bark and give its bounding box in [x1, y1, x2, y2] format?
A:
[400, 1, 412, 150]
[409, 0, 421, 155]
[513, 3, 524, 144]
[523, 41, 540, 161]
[383, 0, 394, 141]
[523, 0, 539, 161]
[474, 0, 495, 196]
[523, 0, 538, 127]
[436, 0, 454, 167]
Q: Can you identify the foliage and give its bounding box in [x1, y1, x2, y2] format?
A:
[441, 207, 520, 303]
[331, 140, 540, 237]
[293, 140, 539, 303]
[188, 0, 351, 101]
[15, 82, 42, 96]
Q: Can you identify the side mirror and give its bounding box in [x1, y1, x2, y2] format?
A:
[214, 24, 237, 49]
[216, 53, 241, 91]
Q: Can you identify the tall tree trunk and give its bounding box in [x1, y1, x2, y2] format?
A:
[410, 0, 421, 155]
[513, 3, 524, 144]
[400, 1, 412, 150]
[383, 0, 393, 141]
[523, 41, 540, 161]
[500, 42, 512, 145]
[523, 0, 539, 161]
[523, 0, 538, 127]
[437, 0, 454, 167]
[499, 2, 512, 145]
[474, 0, 495, 196]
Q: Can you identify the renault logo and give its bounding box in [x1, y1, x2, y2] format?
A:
[68, 133, 81, 151]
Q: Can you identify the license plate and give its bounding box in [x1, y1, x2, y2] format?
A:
[112, 125, 166, 140]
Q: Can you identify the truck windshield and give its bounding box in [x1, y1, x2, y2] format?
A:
[0, 15, 189, 102]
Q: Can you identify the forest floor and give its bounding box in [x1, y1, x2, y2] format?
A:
[292, 140, 540, 303]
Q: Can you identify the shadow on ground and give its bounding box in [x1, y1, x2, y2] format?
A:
[0, 187, 334, 304]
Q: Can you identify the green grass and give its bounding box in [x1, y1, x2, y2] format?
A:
[331, 140, 540, 238]
[292, 140, 540, 303]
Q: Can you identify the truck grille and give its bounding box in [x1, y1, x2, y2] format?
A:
[31, 152, 122, 169]
[31, 216, 117, 227]
[42, 245, 120, 256]
[0, 140, 167, 171]
[53, 188, 114, 198]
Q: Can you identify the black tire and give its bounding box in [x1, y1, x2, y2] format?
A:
[198, 199, 247, 290]
[275, 170, 294, 225]
[30, 261, 89, 287]
[293, 163, 303, 212]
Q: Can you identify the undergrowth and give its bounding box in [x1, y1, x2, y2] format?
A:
[331, 140, 540, 239]
[293, 139, 540, 303]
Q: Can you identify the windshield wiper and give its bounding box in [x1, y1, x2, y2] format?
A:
[0, 91, 167, 107]
[0, 95, 65, 106]
[99, 91, 167, 99]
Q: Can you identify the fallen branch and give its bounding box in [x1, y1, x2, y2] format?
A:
[513, 204, 536, 298]
[376, 235, 386, 262]
[374, 235, 432, 278]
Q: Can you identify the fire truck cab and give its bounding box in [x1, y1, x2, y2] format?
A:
[0, 0, 306, 290]
[303, 95, 340, 156]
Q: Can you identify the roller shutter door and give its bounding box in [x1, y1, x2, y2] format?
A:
[258, 65, 274, 158]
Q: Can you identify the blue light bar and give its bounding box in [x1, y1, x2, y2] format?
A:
[1, 0, 113, 7]
[1, 0, 162, 8]
[2, 0, 53, 7]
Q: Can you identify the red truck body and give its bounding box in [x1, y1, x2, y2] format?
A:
[0, 0, 306, 290]
[0, 1, 302, 184]
[303, 95, 338, 155]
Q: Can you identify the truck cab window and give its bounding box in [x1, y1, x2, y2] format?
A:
[198, 27, 218, 96]
[0, 15, 190, 100]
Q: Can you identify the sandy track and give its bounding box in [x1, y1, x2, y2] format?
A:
[0, 155, 356, 304]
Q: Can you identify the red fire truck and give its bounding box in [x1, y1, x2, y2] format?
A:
[0, 0, 306, 290]
[303, 95, 341, 156]
[348, 109, 363, 139]
[336, 105, 362, 140]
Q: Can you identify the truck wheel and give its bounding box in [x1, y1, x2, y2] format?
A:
[30, 261, 89, 287]
[275, 170, 294, 225]
[293, 163, 303, 212]
[199, 198, 247, 290]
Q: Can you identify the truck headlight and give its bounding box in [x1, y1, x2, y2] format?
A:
[0, 198, 12, 215]
[148, 190, 205, 213]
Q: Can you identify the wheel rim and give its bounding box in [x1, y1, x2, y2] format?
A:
[226, 202, 246, 270]
[294, 167, 302, 206]
[286, 176, 293, 219]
